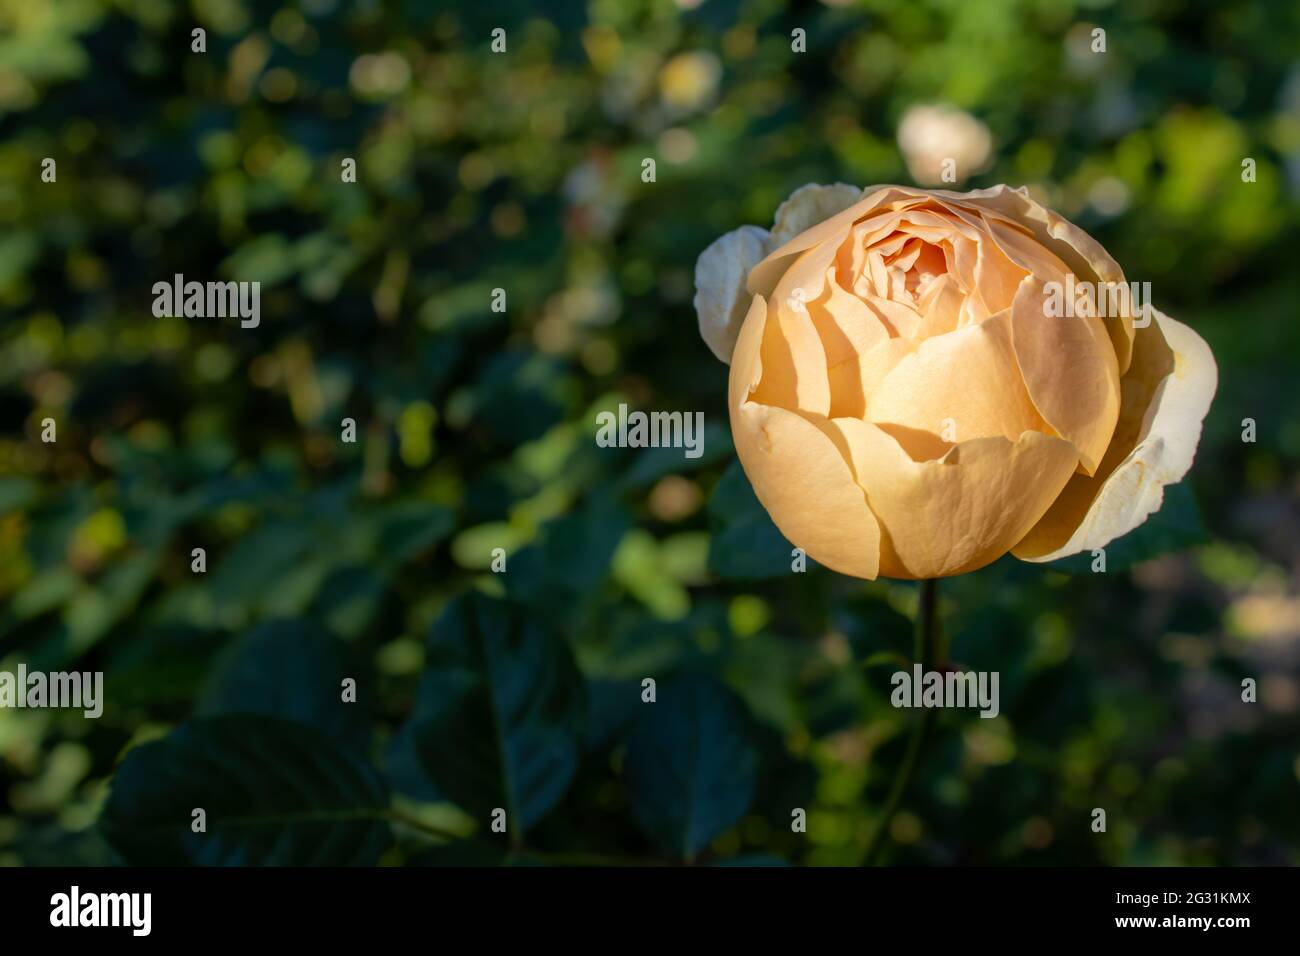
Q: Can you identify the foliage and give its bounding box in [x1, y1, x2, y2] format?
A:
[1, 0, 1299, 866]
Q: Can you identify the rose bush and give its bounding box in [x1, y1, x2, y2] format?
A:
[695, 183, 1217, 580]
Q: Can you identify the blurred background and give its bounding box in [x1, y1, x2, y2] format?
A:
[1, 0, 1298, 866]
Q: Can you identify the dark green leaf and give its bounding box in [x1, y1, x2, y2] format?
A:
[617, 422, 733, 489]
[624, 674, 758, 860]
[403, 593, 585, 833]
[506, 492, 629, 608]
[373, 500, 455, 567]
[0, 476, 37, 517]
[196, 620, 369, 751]
[100, 716, 390, 866]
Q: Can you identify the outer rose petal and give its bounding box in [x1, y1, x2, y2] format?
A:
[750, 288, 832, 416]
[947, 184, 1137, 374]
[730, 295, 883, 579]
[818, 418, 1080, 579]
[1009, 276, 1120, 475]
[693, 224, 771, 363]
[770, 182, 865, 249]
[1012, 309, 1217, 562]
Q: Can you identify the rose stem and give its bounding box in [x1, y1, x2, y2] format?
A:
[863, 577, 945, 865]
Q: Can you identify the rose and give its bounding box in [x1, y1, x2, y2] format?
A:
[694, 183, 1217, 580]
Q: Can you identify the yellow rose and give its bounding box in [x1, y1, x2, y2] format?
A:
[694, 183, 1217, 580]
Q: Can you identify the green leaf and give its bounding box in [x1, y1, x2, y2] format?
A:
[100, 716, 390, 866]
[1045, 481, 1208, 574]
[624, 674, 758, 860]
[11, 825, 121, 867]
[403, 593, 585, 834]
[506, 492, 629, 605]
[707, 460, 795, 580]
[0, 476, 37, 517]
[196, 620, 369, 751]
[373, 500, 455, 567]
[617, 422, 733, 489]
[207, 521, 316, 615]
[312, 565, 387, 640]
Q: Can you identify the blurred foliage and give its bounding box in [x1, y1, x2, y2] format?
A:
[2, 0, 1299, 867]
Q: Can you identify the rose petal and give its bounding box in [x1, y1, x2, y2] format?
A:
[693, 224, 772, 363]
[981, 217, 1072, 284]
[1009, 276, 1120, 475]
[915, 273, 964, 338]
[730, 296, 882, 579]
[728, 295, 768, 408]
[862, 293, 923, 338]
[749, 186, 932, 296]
[750, 295, 832, 416]
[828, 336, 917, 419]
[972, 232, 1028, 314]
[772, 233, 848, 315]
[817, 417, 1080, 578]
[1013, 308, 1217, 561]
[808, 267, 891, 365]
[866, 311, 1051, 444]
[770, 182, 866, 248]
[813, 269, 898, 419]
[948, 184, 1137, 374]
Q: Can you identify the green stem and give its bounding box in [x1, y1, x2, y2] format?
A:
[863, 578, 944, 865]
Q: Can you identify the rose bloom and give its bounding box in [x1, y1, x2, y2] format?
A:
[694, 184, 1217, 580]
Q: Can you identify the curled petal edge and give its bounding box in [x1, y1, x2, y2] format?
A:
[693, 224, 772, 364]
[1013, 309, 1217, 562]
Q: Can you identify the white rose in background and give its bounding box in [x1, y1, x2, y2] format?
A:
[896, 104, 993, 187]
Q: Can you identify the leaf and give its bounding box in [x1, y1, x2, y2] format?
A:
[624, 674, 758, 860]
[12, 825, 121, 867]
[617, 422, 733, 489]
[470, 351, 569, 446]
[104, 625, 228, 710]
[505, 492, 629, 606]
[0, 476, 37, 517]
[312, 565, 387, 641]
[403, 593, 585, 834]
[1045, 481, 1209, 574]
[707, 460, 795, 580]
[583, 678, 643, 752]
[207, 520, 316, 615]
[100, 716, 390, 866]
[373, 500, 455, 567]
[195, 620, 369, 751]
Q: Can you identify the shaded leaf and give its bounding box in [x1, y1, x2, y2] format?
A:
[196, 619, 369, 751]
[404, 593, 585, 833]
[101, 716, 390, 866]
[708, 460, 795, 580]
[624, 674, 758, 860]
